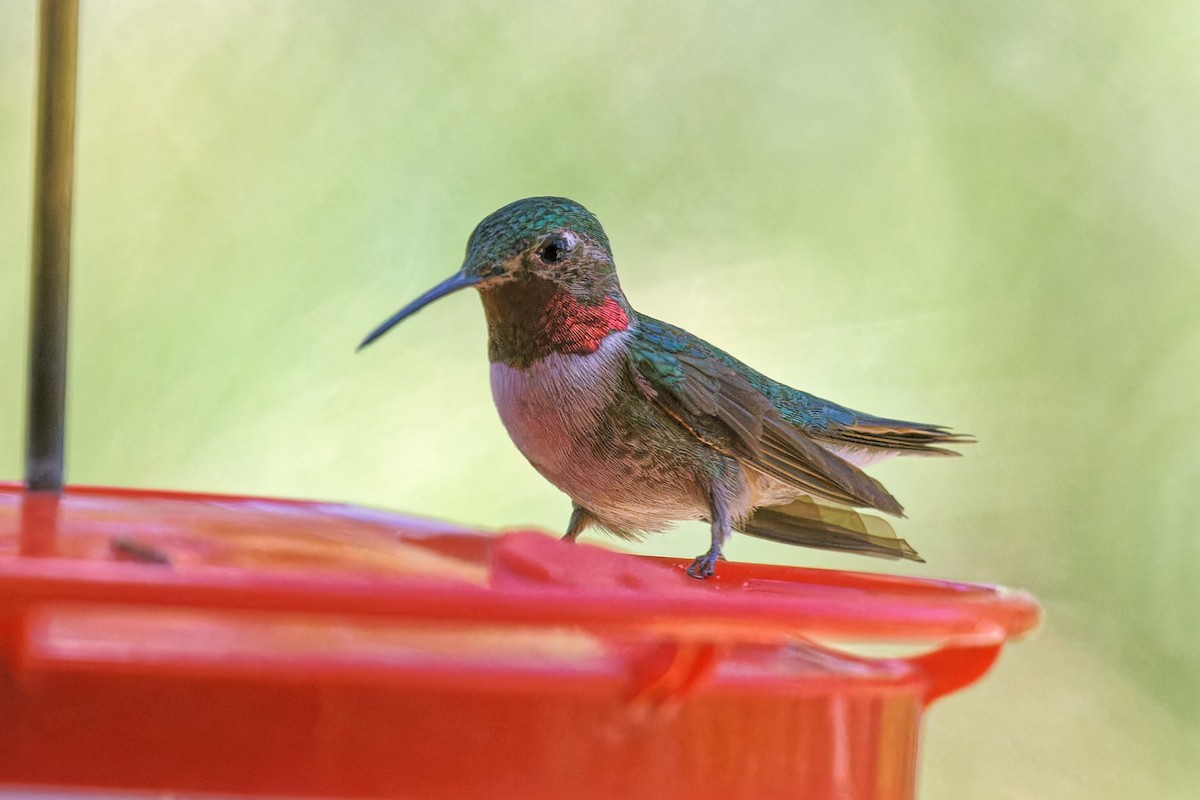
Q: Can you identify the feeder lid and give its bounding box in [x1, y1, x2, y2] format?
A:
[1, 483, 1039, 692]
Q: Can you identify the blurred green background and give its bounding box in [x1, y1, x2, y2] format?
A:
[2, 1, 1198, 797]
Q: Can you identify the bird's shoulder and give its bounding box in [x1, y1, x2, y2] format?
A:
[626, 312, 857, 432]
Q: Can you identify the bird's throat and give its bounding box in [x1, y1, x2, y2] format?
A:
[481, 276, 630, 368]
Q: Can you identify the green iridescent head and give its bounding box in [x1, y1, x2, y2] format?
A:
[358, 197, 621, 350]
[465, 196, 612, 275]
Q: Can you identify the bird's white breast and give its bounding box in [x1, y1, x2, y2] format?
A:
[489, 330, 630, 479]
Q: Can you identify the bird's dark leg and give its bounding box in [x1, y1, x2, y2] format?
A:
[687, 487, 731, 579]
[562, 503, 595, 542]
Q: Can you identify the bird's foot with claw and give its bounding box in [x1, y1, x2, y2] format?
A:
[686, 549, 723, 580]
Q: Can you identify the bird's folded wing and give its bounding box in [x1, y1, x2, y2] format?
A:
[626, 326, 903, 515]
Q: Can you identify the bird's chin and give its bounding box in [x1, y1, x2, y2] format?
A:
[476, 270, 541, 298]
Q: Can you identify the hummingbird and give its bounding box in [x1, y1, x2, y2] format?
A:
[359, 197, 972, 579]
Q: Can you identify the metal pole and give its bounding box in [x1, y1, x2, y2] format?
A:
[25, 0, 79, 492]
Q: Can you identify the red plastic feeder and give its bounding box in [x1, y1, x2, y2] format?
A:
[0, 483, 1039, 799]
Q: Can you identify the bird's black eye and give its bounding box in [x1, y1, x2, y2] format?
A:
[538, 237, 564, 264]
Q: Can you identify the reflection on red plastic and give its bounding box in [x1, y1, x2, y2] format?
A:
[0, 484, 1039, 799]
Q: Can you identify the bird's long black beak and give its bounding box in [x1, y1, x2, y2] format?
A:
[357, 272, 481, 351]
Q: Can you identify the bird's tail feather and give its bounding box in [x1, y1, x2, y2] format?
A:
[739, 497, 924, 562]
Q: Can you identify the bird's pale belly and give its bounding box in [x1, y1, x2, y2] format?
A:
[489, 333, 718, 533]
